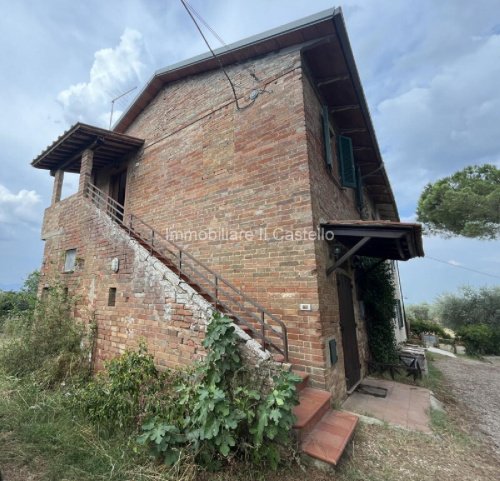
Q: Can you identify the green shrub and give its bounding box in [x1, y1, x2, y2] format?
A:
[0, 282, 89, 387]
[78, 313, 300, 471]
[357, 259, 398, 363]
[410, 319, 449, 338]
[74, 343, 176, 432]
[138, 314, 300, 470]
[457, 324, 500, 356]
[0, 271, 39, 331]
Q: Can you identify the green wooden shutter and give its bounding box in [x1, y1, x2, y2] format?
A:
[322, 105, 333, 169]
[338, 135, 356, 188]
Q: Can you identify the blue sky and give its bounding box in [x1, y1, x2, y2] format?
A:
[0, 0, 499, 303]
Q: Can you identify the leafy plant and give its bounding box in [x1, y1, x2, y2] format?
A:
[135, 313, 300, 470]
[0, 270, 39, 331]
[75, 343, 170, 432]
[410, 319, 449, 338]
[0, 280, 89, 387]
[357, 258, 398, 363]
[457, 324, 500, 356]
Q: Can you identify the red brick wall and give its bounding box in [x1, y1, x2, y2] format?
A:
[302, 71, 374, 400]
[40, 195, 212, 370]
[39, 46, 384, 395]
[116, 47, 327, 385]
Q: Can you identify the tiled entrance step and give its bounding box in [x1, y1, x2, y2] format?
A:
[292, 372, 358, 466]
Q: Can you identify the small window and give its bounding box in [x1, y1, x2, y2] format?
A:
[64, 249, 77, 272]
[108, 287, 117, 307]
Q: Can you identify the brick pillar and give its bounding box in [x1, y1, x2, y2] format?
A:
[50, 169, 64, 205]
[78, 148, 94, 194]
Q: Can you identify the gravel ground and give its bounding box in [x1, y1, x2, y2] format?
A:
[434, 355, 500, 456]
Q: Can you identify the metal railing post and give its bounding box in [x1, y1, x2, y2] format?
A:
[83, 183, 288, 361]
[261, 311, 266, 349]
[214, 276, 218, 309]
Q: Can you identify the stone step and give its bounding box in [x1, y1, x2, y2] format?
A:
[293, 387, 331, 439]
[301, 410, 359, 466]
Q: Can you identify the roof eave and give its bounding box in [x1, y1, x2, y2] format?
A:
[113, 7, 340, 133]
[332, 12, 399, 221]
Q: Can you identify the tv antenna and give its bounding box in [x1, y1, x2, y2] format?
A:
[109, 86, 137, 130]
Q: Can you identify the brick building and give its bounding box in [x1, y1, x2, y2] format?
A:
[33, 7, 423, 409]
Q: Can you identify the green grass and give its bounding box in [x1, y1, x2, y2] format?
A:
[0, 372, 195, 481]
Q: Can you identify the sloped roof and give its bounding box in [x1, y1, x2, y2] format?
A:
[113, 8, 342, 133]
[31, 123, 144, 173]
[321, 220, 425, 261]
[113, 8, 399, 221]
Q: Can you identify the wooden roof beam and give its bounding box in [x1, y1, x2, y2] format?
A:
[316, 74, 350, 87]
[340, 127, 367, 134]
[330, 104, 360, 113]
[326, 236, 371, 276]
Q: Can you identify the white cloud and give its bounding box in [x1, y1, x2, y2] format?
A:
[57, 28, 145, 127]
[0, 184, 41, 232]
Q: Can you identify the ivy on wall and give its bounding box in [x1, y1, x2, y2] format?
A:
[356, 258, 398, 364]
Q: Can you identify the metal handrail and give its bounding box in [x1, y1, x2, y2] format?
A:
[84, 182, 289, 361]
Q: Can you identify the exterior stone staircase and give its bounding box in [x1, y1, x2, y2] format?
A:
[85, 182, 358, 467]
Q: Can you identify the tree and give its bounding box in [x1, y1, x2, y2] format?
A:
[435, 286, 500, 331]
[417, 164, 500, 239]
[406, 302, 434, 322]
[0, 270, 39, 324]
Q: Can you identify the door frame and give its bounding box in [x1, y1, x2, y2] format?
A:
[337, 271, 361, 391]
[109, 168, 127, 221]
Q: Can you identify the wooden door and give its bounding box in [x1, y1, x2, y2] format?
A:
[337, 273, 361, 391]
[109, 169, 127, 222]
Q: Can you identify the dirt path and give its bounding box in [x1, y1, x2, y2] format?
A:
[435, 355, 500, 457]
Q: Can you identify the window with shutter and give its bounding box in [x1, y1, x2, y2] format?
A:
[338, 135, 357, 188]
[321, 105, 333, 169]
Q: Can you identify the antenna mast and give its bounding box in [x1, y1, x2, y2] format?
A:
[109, 86, 137, 130]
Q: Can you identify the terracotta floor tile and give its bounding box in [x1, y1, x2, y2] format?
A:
[342, 377, 431, 432]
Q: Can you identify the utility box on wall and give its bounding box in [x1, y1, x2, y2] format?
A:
[328, 338, 338, 366]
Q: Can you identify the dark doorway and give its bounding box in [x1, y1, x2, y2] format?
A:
[109, 169, 127, 222]
[337, 272, 361, 391]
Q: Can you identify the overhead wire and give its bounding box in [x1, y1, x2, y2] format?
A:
[179, 0, 252, 110]
[182, 0, 226, 47]
[182, 0, 261, 86]
[423, 255, 500, 280]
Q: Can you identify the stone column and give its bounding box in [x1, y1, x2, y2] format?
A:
[78, 148, 94, 194]
[50, 169, 64, 205]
